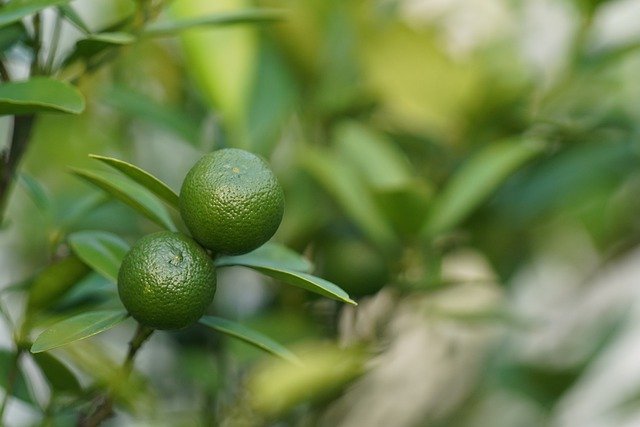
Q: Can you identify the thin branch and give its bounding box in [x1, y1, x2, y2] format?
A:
[0, 58, 9, 81]
[0, 350, 22, 423]
[78, 324, 154, 427]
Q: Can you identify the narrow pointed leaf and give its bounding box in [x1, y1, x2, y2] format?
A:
[0, 350, 32, 404]
[58, 4, 90, 34]
[0, 0, 71, 27]
[31, 310, 128, 353]
[18, 173, 50, 212]
[303, 147, 397, 249]
[200, 316, 299, 364]
[251, 266, 356, 305]
[65, 32, 135, 64]
[71, 168, 176, 231]
[100, 87, 200, 144]
[27, 255, 91, 311]
[215, 242, 313, 273]
[0, 77, 85, 115]
[89, 154, 180, 209]
[32, 352, 82, 394]
[143, 9, 285, 38]
[423, 138, 545, 237]
[67, 230, 130, 283]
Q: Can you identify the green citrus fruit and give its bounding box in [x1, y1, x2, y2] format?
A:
[179, 148, 285, 255]
[117, 231, 216, 330]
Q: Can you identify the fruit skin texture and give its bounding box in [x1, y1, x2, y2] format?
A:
[118, 231, 217, 330]
[179, 148, 285, 255]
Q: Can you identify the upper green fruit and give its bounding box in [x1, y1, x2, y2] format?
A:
[117, 231, 216, 330]
[179, 148, 285, 255]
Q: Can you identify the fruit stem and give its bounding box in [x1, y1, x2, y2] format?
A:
[78, 323, 154, 426]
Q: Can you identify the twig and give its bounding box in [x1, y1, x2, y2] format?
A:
[0, 115, 36, 224]
[78, 324, 154, 427]
[45, 9, 64, 74]
[0, 350, 22, 422]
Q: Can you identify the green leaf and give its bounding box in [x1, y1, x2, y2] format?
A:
[70, 168, 177, 231]
[216, 242, 313, 273]
[58, 4, 90, 34]
[423, 139, 544, 237]
[0, 0, 71, 27]
[251, 265, 356, 305]
[0, 77, 85, 115]
[27, 256, 91, 311]
[100, 86, 200, 144]
[0, 350, 32, 404]
[67, 230, 130, 283]
[89, 154, 180, 209]
[199, 316, 300, 364]
[65, 32, 135, 64]
[0, 22, 26, 52]
[303, 147, 397, 249]
[32, 352, 82, 394]
[143, 8, 285, 38]
[333, 121, 413, 190]
[31, 310, 128, 353]
[18, 173, 50, 212]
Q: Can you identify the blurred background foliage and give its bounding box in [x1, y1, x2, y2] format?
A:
[3, 0, 640, 426]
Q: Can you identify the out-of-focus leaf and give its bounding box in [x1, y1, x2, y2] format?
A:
[65, 32, 135, 64]
[248, 342, 364, 416]
[143, 8, 284, 38]
[58, 4, 90, 34]
[26, 256, 90, 312]
[100, 87, 200, 145]
[423, 138, 544, 237]
[0, 0, 70, 27]
[31, 310, 128, 353]
[171, 0, 257, 145]
[67, 230, 130, 283]
[0, 350, 32, 404]
[89, 154, 180, 209]
[375, 183, 431, 236]
[0, 77, 85, 115]
[303, 147, 397, 249]
[362, 23, 481, 136]
[70, 168, 176, 231]
[32, 352, 82, 394]
[200, 316, 300, 364]
[215, 242, 313, 273]
[59, 193, 109, 231]
[246, 38, 297, 155]
[249, 264, 356, 305]
[18, 173, 50, 212]
[0, 22, 26, 52]
[333, 121, 412, 190]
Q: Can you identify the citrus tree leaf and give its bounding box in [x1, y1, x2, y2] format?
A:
[199, 316, 300, 364]
[333, 121, 413, 190]
[58, 4, 90, 34]
[0, 0, 70, 27]
[422, 138, 545, 237]
[100, 86, 200, 144]
[89, 154, 180, 209]
[27, 256, 91, 312]
[303, 147, 398, 249]
[70, 168, 177, 231]
[143, 8, 284, 38]
[0, 22, 26, 52]
[0, 349, 33, 404]
[0, 77, 85, 115]
[249, 265, 356, 305]
[65, 32, 135, 64]
[215, 242, 313, 273]
[67, 230, 130, 283]
[18, 173, 50, 212]
[31, 310, 128, 353]
[32, 352, 82, 394]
